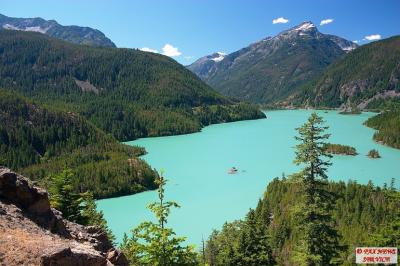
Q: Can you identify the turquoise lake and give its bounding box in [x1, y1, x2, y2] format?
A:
[97, 110, 400, 247]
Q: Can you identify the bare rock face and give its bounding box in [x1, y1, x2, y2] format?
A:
[106, 248, 130, 265]
[0, 167, 69, 236]
[0, 167, 128, 266]
[41, 247, 107, 266]
[0, 167, 50, 214]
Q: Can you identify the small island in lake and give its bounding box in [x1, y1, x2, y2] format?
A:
[368, 149, 381, 158]
[324, 143, 358, 155]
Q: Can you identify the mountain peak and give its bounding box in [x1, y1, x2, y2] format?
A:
[283, 21, 318, 35]
[211, 52, 226, 62]
[293, 21, 316, 31]
[188, 20, 359, 103]
[275, 21, 319, 40]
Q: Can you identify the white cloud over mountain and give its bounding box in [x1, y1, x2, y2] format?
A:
[272, 17, 289, 24]
[162, 44, 182, 57]
[139, 44, 182, 57]
[320, 19, 334, 26]
[364, 34, 381, 41]
[140, 47, 159, 53]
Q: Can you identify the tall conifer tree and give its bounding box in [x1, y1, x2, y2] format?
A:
[293, 113, 341, 265]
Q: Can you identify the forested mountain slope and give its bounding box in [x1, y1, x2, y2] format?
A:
[289, 36, 400, 108]
[0, 90, 157, 198]
[205, 178, 400, 265]
[0, 30, 264, 141]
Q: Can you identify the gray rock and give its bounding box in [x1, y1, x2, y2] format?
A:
[0, 168, 126, 265]
[40, 247, 107, 266]
[0, 168, 50, 214]
[0, 167, 69, 236]
[106, 248, 129, 266]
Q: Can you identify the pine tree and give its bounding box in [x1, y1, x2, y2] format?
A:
[81, 192, 116, 244]
[242, 209, 274, 266]
[120, 171, 198, 265]
[205, 231, 218, 266]
[48, 168, 83, 223]
[48, 169, 115, 243]
[292, 113, 341, 265]
[390, 178, 396, 191]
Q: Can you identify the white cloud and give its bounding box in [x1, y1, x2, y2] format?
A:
[272, 17, 289, 24]
[162, 44, 182, 57]
[140, 47, 159, 53]
[352, 40, 359, 44]
[364, 34, 381, 41]
[320, 18, 334, 26]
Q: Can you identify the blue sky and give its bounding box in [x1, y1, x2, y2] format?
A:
[1, 0, 399, 64]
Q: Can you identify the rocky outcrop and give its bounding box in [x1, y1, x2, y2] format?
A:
[0, 167, 68, 236]
[106, 248, 130, 265]
[0, 167, 128, 266]
[40, 247, 107, 266]
[357, 90, 400, 109]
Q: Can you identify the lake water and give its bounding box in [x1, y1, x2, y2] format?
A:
[97, 110, 400, 247]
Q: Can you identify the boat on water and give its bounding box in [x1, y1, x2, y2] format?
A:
[228, 167, 238, 174]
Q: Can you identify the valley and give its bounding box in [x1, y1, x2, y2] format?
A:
[0, 6, 399, 265]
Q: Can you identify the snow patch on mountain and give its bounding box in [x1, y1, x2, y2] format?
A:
[24, 26, 49, 34]
[2, 24, 19, 30]
[2, 24, 50, 34]
[294, 22, 315, 31]
[343, 46, 356, 52]
[211, 52, 226, 62]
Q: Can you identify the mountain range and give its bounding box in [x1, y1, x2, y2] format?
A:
[188, 21, 358, 104]
[0, 13, 115, 47]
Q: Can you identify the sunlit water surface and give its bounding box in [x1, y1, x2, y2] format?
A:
[97, 110, 400, 246]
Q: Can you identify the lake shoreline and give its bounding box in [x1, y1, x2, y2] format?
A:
[98, 110, 400, 245]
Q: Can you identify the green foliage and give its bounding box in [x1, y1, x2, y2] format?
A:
[293, 36, 400, 108]
[48, 168, 84, 223]
[48, 168, 115, 242]
[194, 103, 265, 126]
[0, 30, 264, 142]
[370, 188, 400, 247]
[205, 212, 274, 266]
[364, 110, 400, 149]
[291, 113, 341, 265]
[367, 149, 381, 159]
[365, 97, 400, 111]
[324, 143, 358, 155]
[120, 173, 198, 266]
[81, 192, 116, 243]
[0, 90, 157, 198]
[206, 178, 400, 266]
